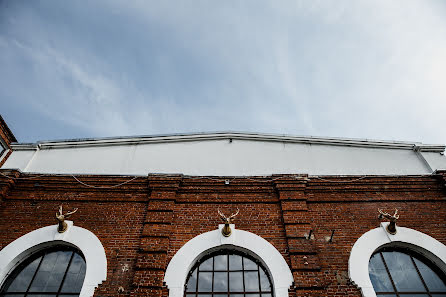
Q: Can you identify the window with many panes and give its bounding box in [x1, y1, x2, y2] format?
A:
[0, 245, 86, 296]
[184, 250, 273, 297]
[369, 247, 446, 296]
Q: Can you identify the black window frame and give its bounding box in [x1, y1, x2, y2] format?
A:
[0, 245, 86, 296]
[369, 246, 446, 296]
[184, 249, 274, 297]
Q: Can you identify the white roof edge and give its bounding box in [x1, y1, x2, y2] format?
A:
[0, 169, 440, 178]
[8, 132, 445, 152]
[10, 143, 38, 150]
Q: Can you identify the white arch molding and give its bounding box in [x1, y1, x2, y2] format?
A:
[0, 221, 107, 297]
[164, 224, 293, 297]
[349, 222, 446, 297]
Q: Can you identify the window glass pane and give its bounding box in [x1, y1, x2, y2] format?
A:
[200, 258, 213, 271]
[4, 256, 42, 292]
[243, 258, 257, 270]
[229, 272, 243, 292]
[61, 252, 86, 293]
[215, 255, 228, 270]
[184, 252, 273, 296]
[1, 247, 85, 296]
[382, 251, 426, 292]
[413, 258, 446, 292]
[244, 271, 259, 292]
[186, 269, 198, 292]
[214, 272, 228, 292]
[198, 272, 212, 292]
[259, 269, 271, 291]
[369, 253, 394, 293]
[29, 250, 72, 292]
[229, 255, 243, 270]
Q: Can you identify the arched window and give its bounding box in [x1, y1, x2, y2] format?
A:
[369, 247, 446, 296]
[0, 245, 86, 296]
[165, 226, 292, 297]
[349, 223, 446, 297]
[184, 250, 273, 297]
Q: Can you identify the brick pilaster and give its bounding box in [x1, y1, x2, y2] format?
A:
[131, 174, 182, 297]
[274, 175, 327, 291]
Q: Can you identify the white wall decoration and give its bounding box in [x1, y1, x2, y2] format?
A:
[164, 224, 293, 297]
[0, 221, 107, 297]
[349, 222, 446, 297]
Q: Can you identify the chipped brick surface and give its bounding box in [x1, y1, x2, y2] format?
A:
[0, 170, 445, 296]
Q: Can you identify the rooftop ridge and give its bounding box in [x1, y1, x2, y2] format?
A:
[9, 131, 445, 152]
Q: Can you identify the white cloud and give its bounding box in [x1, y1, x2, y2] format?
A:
[1, 0, 446, 144]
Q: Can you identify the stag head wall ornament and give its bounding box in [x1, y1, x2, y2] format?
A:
[56, 205, 78, 233]
[218, 208, 239, 237]
[378, 208, 399, 235]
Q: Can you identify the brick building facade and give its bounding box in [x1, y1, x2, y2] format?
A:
[0, 117, 445, 297]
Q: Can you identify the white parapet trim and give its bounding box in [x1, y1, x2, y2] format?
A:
[164, 224, 293, 297]
[9, 132, 444, 151]
[0, 221, 107, 297]
[349, 222, 446, 297]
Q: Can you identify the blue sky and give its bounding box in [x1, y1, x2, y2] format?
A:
[1, 1, 446, 144]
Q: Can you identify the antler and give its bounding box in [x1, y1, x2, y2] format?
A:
[55, 205, 78, 233]
[378, 208, 399, 221]
[218, 208, 227, 222]
[228, 208, 239, 220]
[64, 208, 78, 218]
[218, 208, 239, 222]
[218, 207, 240, 237]
[56, 205, 63, 217]
[378, 208, 388, 218]
[378, 208, 399, 235]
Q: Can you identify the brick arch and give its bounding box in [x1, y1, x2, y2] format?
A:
[164, 224, 293, 297]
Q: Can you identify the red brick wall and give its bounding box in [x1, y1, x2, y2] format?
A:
[0, 116, 17, 167]
[0, 170, 445, 296]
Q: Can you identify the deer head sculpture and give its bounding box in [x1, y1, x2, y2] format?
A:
[378, 208, 399, 235]
[56, 205, 78, 233]
[218, 208, 239, 237]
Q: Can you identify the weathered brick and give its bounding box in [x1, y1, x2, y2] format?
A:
[285, 224, 312, 238]
[142, 223, 172, 237]
[0, 171, 444, 297]
[281, 200, 308, 211]
[283, 210, 309, 224]
[136, 253, 167, 270]
[140, 237, 169, 252]
[147, 200, 175, 211]
[290, 254, 321, 270]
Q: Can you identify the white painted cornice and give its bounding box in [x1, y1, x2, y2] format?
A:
[9, 131, 445, 152]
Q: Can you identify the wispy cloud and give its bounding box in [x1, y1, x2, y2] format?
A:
[0, 0, 445, 144]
